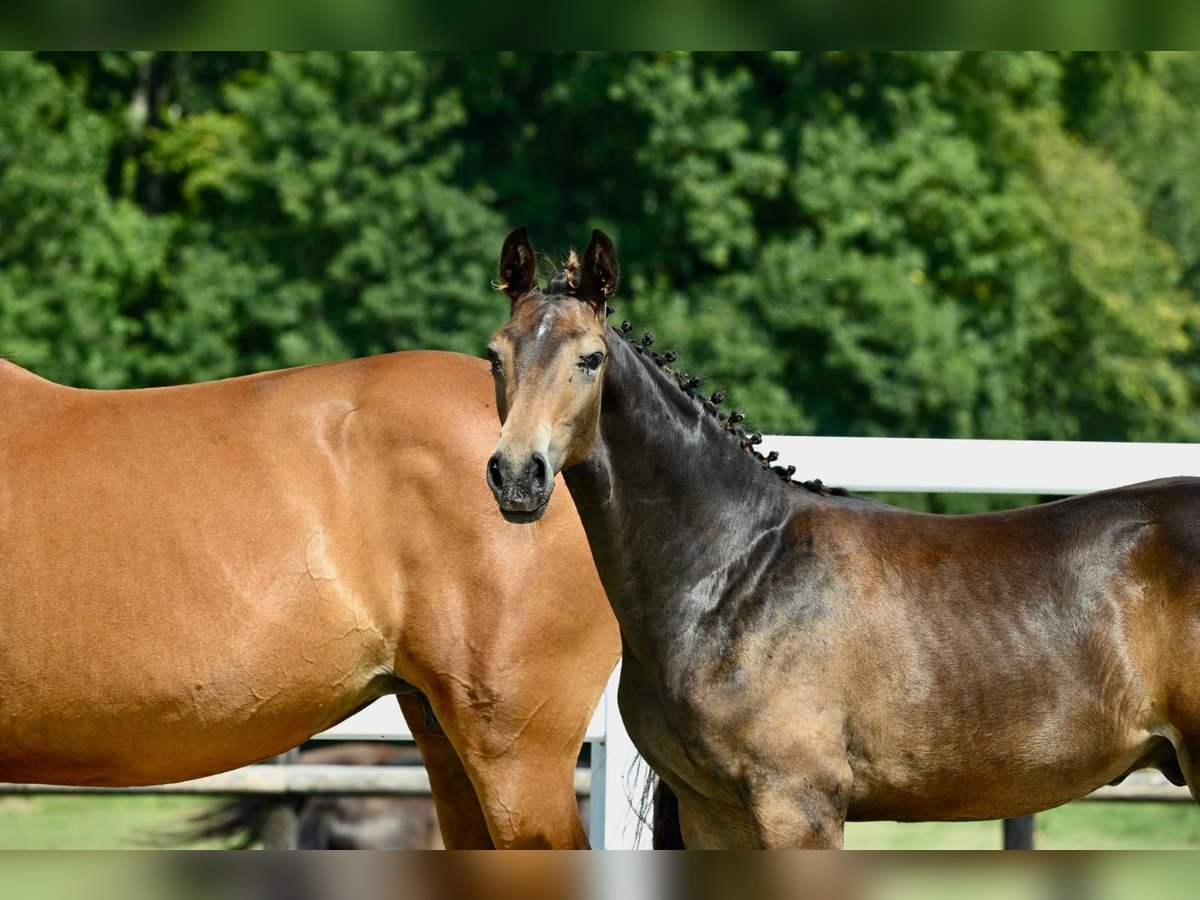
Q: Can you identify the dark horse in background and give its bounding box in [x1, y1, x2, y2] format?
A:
[485, 226, 1200, 848]
[0, 349, 619, 848]
[171, 743, 443, 849]
[172, 741, 593, 849]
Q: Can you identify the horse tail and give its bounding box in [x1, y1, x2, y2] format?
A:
[630, 759, 684, 848]
[154, 795, 296, 849]
[652, 778, 685, 849]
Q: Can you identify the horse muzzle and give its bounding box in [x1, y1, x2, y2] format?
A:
[486, 449, 554, 524]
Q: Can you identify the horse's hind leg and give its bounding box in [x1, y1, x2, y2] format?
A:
[398, 694, 494, 849]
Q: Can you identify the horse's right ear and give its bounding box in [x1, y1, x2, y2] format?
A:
[578, 229, 619, 312]
[498, 226, 538, 303]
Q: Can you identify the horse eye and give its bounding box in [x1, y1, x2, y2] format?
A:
[486, 348, 502, 374]
[581, 352, 604, 372]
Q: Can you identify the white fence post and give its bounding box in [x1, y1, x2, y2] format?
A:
[589, 662, 651, 849]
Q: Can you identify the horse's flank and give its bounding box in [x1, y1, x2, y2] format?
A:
[0, 350, 618, 848]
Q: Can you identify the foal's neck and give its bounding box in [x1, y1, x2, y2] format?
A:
[562, 331, 803, 668]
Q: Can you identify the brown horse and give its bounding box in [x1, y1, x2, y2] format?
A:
[486, 226, 1200, 848]
[0, 349, 619, 848]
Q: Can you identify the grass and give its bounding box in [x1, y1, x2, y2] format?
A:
[0, 795, 220, 850]
[845, 802, 1200, 850]
[0, 795, 1197, 850]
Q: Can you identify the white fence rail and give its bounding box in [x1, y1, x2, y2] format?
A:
[0, 765, 592, 796]
[4, 437, 1197, 847]
[759, 436, 1200, 495]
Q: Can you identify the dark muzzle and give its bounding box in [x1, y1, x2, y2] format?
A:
[486, 450, 554, 523]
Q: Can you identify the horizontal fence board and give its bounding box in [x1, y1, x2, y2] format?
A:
[761, 436, 1200, 495]
[0, 765, 591, 797]
[319, 691, 608, 744]
[0, 767, 1184, 803]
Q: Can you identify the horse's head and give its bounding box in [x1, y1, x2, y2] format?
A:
[485, 226, 618, 523]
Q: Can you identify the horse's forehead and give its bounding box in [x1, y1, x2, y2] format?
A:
[507, 298, 602, 355]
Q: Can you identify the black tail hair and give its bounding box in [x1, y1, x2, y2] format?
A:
[652, 778, 685, 849]
[150, 795, 294, 849]
[629, 756, 688, 848]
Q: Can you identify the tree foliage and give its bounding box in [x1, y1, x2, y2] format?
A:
[2, 52, 1199, 461]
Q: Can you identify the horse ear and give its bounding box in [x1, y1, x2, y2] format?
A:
[578, 229, 619, 311]
[498, 226, 538, 302]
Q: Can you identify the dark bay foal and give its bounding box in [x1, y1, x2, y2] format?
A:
[484, 226, 1200, 848]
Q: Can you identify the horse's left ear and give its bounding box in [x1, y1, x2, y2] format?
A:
[578, 229, 619, 312]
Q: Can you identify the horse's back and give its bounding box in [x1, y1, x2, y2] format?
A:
[0, 350, 500, 522]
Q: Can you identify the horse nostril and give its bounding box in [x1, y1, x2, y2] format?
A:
[532, 453, 548, 487]
[487, 455, 504, 490]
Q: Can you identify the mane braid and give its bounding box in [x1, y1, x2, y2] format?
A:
[609, 308, 848, 499]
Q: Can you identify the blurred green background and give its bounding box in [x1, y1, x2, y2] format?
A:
[5, 52, 1200, 456]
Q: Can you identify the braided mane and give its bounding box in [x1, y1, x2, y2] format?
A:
[539, 263, 846, 499]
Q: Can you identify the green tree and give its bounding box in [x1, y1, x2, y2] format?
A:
[450, 52, 1199, 447]
[3, 51, 1198, 472]
[0, 52, 169, 388]
[144, 51, 504, 381]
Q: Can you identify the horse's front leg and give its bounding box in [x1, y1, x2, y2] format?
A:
[398, 693, 494, 849]
[667, 756, 852, 849]
[426, 682, 593, 849]
[737, 755, 853, 849]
